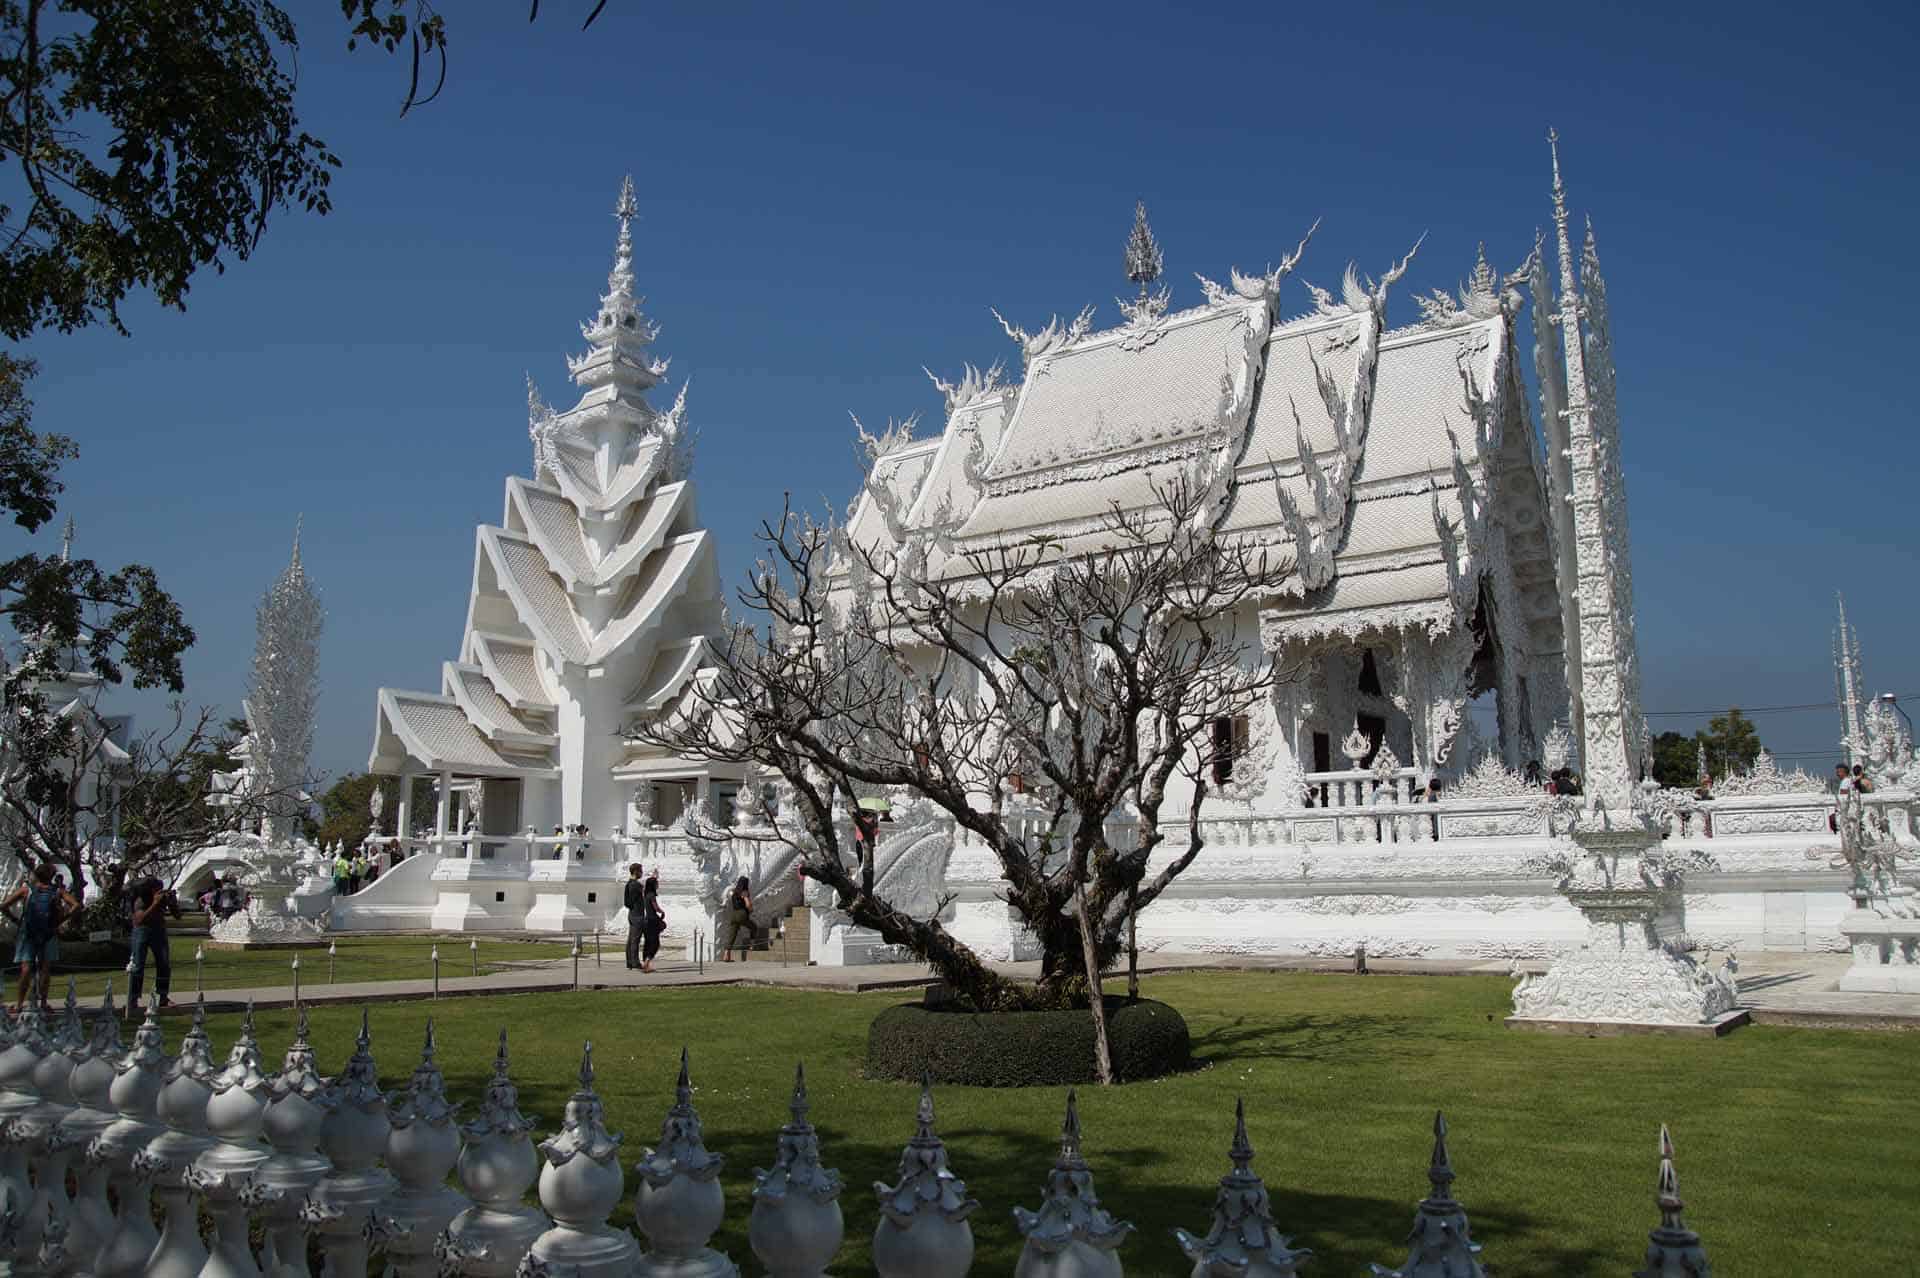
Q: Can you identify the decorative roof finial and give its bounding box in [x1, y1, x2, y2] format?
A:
[1229, 1095, 1255, 1174]
[608, 174, 638, 302]
[789, 1060, 810, 1127]
[675, 1043, 692, 1108]
[1427, 1109, 1457, 1199]
[1124, 199, 1164, 300]
[913, 1070, 938, 1145]
[60, 514, 73, 563]
[290, 514, 303, 569]
[1059, 1089, 1084, 1165]
[1636, 1125, 1713, 1277]
[1548, 127, 1569, 227]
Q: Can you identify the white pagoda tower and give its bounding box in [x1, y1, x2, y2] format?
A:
[362, 178, 732, 933]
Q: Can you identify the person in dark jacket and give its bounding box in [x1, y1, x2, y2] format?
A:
[623, 863, 646, 969]
[640, 871, 666, 973]
[721, 876, 753, 962]
[126, 875, 180, 1020]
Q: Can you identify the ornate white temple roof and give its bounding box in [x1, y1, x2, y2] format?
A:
[370, 178, 724, 790]
[848, 226, 1551, 647]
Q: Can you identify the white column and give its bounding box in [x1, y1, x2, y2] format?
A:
[435, 772, 452, 839]
[396, 773, 415, 844]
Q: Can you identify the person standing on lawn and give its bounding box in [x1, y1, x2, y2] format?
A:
[623, 863, 646, 969]
[126, 874, 180, 1020]
[5, 863, 79, 1013]
[640, 870, 666, 973]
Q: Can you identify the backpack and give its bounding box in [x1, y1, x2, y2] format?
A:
[22, 885, 60, 943]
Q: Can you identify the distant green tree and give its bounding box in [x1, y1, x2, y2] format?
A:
[315, 772, 434, 848]
[1698, 708, 1764, 781]
[1650, 731, 1700, 789]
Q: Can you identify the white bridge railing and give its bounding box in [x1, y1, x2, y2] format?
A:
[0, 984, 1718, 1278]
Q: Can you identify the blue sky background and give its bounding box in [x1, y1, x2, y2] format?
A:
[10, 0, 1917, 780]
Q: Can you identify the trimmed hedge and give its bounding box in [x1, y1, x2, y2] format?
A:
[866, 996, 1191, 1087]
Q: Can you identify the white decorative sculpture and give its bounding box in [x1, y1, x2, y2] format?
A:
[1368, 1112, 1485, 1278]
[257, 1004, 331, 1277]
[385, 1020, 468, 1278]
[62, 986, 123, 1268]
[192, 1000, 277, 1278]
[632, 1047, 733, 1277]
[1341, 724, 1373, 770]
[872, 1077, 977, 1278]
[749, 1063, 843, 1278]
[1636, 1126, 1712, 1278]
[441, 1030, 549, 1277]
[1174, 1099, 1306, 1278]
[96, 1002, 169, 1278]
[530, 1042, 638, 1276]
[310, 1008, 396, 1278]
[1015, 1090, 1131, 1278]
[146, 995, 217, 1278]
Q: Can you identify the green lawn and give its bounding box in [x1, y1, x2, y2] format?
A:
[45, 935, 582, 1003]
[180, 971, 1916, 1275]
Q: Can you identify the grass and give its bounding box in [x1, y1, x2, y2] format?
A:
[172, 971, 1916, 1275]
[36, 935, 582, 1003]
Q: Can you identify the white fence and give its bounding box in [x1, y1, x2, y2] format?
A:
[0, 985, 1717, 1277]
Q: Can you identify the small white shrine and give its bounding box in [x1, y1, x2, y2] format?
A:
[346, 179, 731, 935]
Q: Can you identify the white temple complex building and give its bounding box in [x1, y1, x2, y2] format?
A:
[343, 162, 1908, 958]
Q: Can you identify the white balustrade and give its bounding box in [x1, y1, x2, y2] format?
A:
[0, 1006, 1728, 1276]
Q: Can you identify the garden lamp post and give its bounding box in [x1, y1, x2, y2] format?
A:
[469, 938, 479, 977]
[291, 955, 300, 1005]
[328, 940, 337, 983]
[194, 945, 204, 995]
[431, 946, 440, 1001]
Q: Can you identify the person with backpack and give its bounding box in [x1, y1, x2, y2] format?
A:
[720, 875, 753, 962]
[126, 875, 180, 1021]
[5, 863, 80, 1013]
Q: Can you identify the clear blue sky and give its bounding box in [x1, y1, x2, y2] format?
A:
[11, 0, 1917, 781]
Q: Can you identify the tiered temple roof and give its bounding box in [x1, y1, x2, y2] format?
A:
[369, 178, 721, 801]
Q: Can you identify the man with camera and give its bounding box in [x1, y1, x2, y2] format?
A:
[127, 874, 181, 1021]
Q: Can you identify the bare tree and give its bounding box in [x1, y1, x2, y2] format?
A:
[0, 685, 305, 922]
[634, 465, 1295, 1074]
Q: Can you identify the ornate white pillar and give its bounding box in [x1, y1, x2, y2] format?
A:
[257, 1005, 332, 1278]
[632, 1048, 731, 1277]
[872, 1078, 976, 1278]
[309, 1009, 397, 1278]
[748, 1064, 843, 1278]
[95, 1004, 169, 1278]
[440, 1030, 548, 1277]
[60, 985, 126, 1268]
[1174, 1100, 1305, 1277]
[193, 1002, 276, 1278]
[1014, 1090, 1130, 1277]
[528, 1043, 638, 1277]
[145, 996, 217, 1278]
[384, 1021, 468, 1278]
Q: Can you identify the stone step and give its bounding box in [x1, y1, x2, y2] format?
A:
[745, 906, 811, 964]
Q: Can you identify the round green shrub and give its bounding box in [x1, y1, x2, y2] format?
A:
[865, 996, 1191, 1087]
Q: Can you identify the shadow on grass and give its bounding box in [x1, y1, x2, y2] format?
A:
[1191, 1011, 1431, 1065]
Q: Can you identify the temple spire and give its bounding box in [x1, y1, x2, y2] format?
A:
[1835, 593, 1865, 763]
[59, 514, 73, 563]
[608, 174, 638, 303]
[569, 174, 666, 395]
[1124, 200, 1164, 301]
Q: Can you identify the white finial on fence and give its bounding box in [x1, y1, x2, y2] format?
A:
[1368, 1111, 1487, 1278]
[1175, 1097, 1309, 1277]
[750, 1061, 845, 1277]
[443, 1029, 547, 1276]
[258, 1001, 330, 1276]
[146, 993, 217, 1275]
[633, 1046, 731, 1276]
[873, 1073, 978, 1278]
[387, 1018, 467, 1277]
[311, 1007, 397, 1278]
[1015, 1088, 1133, 1276]
[1635, 1125, 1713, 1278]
[529, 1041, 637, 1274]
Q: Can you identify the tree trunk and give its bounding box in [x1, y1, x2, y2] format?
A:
[1074, 872, 1113, 1085]
[1127, 881, 1139, 1001]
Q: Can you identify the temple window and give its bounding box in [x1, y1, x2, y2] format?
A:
[1211, 714, 1249, 785]
[1358, 649, 1384, 696]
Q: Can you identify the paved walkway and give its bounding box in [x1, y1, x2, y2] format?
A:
[153, 945, 1920, 1030]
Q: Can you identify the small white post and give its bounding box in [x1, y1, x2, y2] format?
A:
[194, 944, 205, 994]
[431, 946, 441, 1001]
[469, 937, 479, 977]
[570, 935, 582, 990]
[328, 939, 337, 983]
[291, 955, 300, 1005]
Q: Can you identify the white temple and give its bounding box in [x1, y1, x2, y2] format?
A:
[347, 178, 732, 934]
[341, 163, 1912, 960]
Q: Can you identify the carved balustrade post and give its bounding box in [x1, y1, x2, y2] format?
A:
[257, 1005, 332, 1278]
[632, 1047, 731, 1277]
[1367, 1112, 1486, 1278]
[1175, 1099, 1309, 1277]
[309, 1009, 396, 1278]
[95, 1004, 169, 1278]
[62, 985, 126, 1269]
[16, 981, 90, 1271]
[383, 1021, 467, 1278]
[194, 1002, 276, 1278]
[1014, 1090, 1131, 1278]
[872, 1076, 976, 1278]
[440, 1031, 547, 1277]
[1637, 1125, 1712, 1278]
[0, 1004, 43, 1218]
[748, 1064, 843, 1278]
[529, 1043, 638, 1277]
[145, 995, 217, 1278]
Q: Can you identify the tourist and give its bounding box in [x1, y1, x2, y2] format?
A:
[347, 849, 365, 895]
[332, 847, 351, 896]
[640, 870, 665, 973]
[1694, 774, 1715, 838]
[1852, 764, 1875, 794]
[1420, 776, 1442, 840]
[4, 864, 78, 1013]
[1523, 759, 1543, 786]
[552, 825, 566, 859]
[1563, 770, 1584, 797]
[126, 875, 179, 1021]
[624, 864, 646, 969]
[720, 875, 752, 962]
